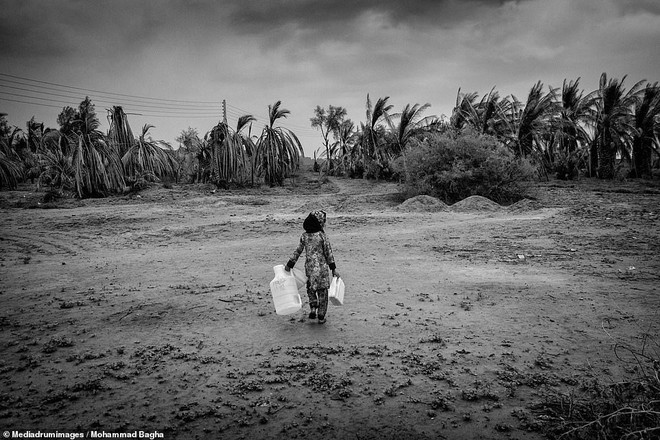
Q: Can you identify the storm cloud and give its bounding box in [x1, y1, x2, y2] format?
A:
[1, 0, 658, 153]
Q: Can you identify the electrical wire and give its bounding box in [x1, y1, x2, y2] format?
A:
[0, 85, 223, 116]
[0, 72, 223, 105]
[1, 72, 320, 142]
[0, 81, 222, 111]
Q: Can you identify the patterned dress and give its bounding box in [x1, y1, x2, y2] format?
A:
[287, 211, 336, 317]
[289, 231, 335, 291]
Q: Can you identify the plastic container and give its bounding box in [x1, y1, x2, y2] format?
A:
[290, 267, 307, 295]
[329, 277, 345, 306]
[270, 265, 302, 315]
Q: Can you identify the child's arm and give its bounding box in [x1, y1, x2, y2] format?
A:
[285, 235, 305, 271]
[323, 234, 338, 277]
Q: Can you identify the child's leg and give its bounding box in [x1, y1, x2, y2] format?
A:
[306, 281, 318, 312]
[317, 288, 329, 320]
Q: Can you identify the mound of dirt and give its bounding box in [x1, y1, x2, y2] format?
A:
[394, 195, 448, 212]
[296, 201, 332, 213]
[450, 195, 501, 212]
[506, 198, 544, 212]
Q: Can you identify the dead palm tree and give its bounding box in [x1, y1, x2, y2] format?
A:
[107, 106, 135, 158]
[235, 115, 257, 186]
[121, 124, 177, 187]
[208, 120, 247, 186]
[63, 98, 125, 197]
[255, 101, 304, 186]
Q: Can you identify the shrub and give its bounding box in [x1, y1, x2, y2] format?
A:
[403, 131, 535, 204]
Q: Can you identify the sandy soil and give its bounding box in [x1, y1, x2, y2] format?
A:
[1, 171, 659, 440]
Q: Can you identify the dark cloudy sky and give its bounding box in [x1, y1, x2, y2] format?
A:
[1, 0, 659, 156]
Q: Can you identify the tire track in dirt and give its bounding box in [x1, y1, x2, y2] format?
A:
[1, 230, 91, 256]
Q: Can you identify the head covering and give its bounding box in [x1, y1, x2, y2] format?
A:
[303, 210, 326, 233]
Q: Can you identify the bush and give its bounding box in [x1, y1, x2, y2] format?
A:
[403, 131, 535, 204]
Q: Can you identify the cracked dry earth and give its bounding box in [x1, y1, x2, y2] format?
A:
[1, 173, 659, 439]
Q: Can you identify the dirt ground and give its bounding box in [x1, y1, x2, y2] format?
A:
[1, 170, 659, 440]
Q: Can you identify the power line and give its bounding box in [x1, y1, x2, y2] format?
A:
[1, 72, 320, 140]
[0, 82, 223, 113]
[0, 72, 223, 105]
[0, 95, 223, 120]
[0, 79, 223, 110]
[0, 89, 219, 117]
[0, 96, 70, 110]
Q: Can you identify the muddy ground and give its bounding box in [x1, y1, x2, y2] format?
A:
[1, 171, 659, 439]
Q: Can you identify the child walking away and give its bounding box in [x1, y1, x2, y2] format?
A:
[285, 210, 339, 324]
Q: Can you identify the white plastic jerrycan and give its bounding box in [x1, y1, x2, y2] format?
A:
[270, 265, 302, 315]
[329, 276, 345, 306]
[289, 266, 307, 295]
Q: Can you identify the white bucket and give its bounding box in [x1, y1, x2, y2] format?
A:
[270, 265, 302, 315]
[329, 277, 345, 306]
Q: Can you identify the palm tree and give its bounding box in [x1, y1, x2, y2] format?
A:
[255, 101, 304, 186]
[36, 146, 75, 194]
[61, 97, 125, 197]
[470, 88, 505, 136]
[387, 103, 433, 155]
[107, 106, 135, 158]
[208, 120, 248, 186]
[175, 127, 203, 183]
[0, 115, 24, 189]
[360, 94, 393, 178]
[385, 103, 434, 181]
[551, 78, 592, 179]
[515, 81, 558, 159]
[235, 115, 257, 185]
[34, 128, 71, 194]
[121, 124, 177, 187]
[450, 89, 479, 130]
[630, 82, 660, 178]
[334, 119, 355, 175]
[26, 117, 44, 153]
[587, 73, 645, 179]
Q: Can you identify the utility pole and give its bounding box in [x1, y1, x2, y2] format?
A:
[222, 99, 227, 124]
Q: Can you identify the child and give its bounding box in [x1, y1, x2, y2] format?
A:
[285, 210, 339, 324]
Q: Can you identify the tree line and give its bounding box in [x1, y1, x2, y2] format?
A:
[1, 72, 658, 198]
[313, 73, 659, 182]
[0, 98, 303, 196]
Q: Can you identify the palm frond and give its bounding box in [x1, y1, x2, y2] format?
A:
[268, 101, 291, 128]
[0, 150, 24, 189]
[236, 115, 256, 133]
[122, 124, 177, 184]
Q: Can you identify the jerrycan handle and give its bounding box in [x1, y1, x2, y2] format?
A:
[273, 264, 289, 277]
